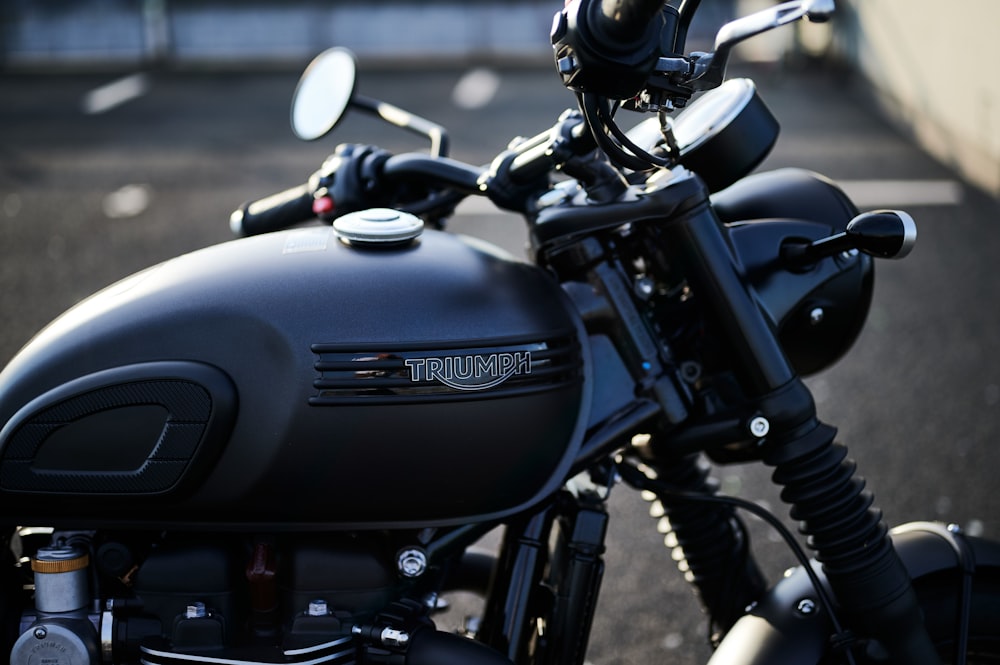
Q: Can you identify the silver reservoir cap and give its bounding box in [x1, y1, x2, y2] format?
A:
[333, 208, 424, 246]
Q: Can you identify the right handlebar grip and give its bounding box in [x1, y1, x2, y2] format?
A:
[230, 183, 315, 237]
[589, 0, 666, 48]
[553, 0, 666, 99]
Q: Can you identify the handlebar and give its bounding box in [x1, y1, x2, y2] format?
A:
[229, 153, 486, 237]
[229, 0, 683, 237]
[230, 103, 622, 237]
[230, 183, 315, 237]
[381, 154, 483, 193]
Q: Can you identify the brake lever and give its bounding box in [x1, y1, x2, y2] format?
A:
[665, 0, 837, 95]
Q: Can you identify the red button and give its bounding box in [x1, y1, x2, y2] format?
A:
[312, 196, 335, 215]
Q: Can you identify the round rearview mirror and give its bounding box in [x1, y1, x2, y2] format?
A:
[291, 47, 358, 141]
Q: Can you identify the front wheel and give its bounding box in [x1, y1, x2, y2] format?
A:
[892, 523, 1000, 664]
[914, 567, 1000, 663]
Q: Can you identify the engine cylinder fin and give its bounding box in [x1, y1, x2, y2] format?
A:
[139, 636, 355, 665]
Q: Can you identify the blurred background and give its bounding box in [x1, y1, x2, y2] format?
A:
[2, 2, 1000, 664]
[3, 0, 999, 197]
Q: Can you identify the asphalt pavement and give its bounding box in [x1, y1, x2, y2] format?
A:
[2, 59, 1000, 664]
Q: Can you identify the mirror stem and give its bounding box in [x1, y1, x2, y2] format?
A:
[353, 94, 450, 158]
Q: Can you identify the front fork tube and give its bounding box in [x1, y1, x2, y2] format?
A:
[478, 507, 553, 661]
[662, 200, 940, 663]
[478, 498, 608, 665]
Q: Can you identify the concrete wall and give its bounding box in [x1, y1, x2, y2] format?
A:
[0, 0, 558, 69]
[835, 0, 1000, 196]
[0, 0, 733, 70]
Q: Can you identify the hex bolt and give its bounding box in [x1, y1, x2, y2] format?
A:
[185, 602, 207, 619]
[635, 277, 656, 300]
[397, 548, 428, 578]
[557, 55, 578, 75]
[679, 361, 702, 384]
[796, 598, 817, 615]
[308, 599, 329, 617]
[380, 628, 410, 648]
[749, 416, 770, 438]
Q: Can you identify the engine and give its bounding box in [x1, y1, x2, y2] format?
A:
[7, 528, 500, 665]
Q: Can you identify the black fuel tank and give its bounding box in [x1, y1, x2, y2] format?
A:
[0, 222, 590, 529]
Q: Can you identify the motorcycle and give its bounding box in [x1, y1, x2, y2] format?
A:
[1, 0, 998, 663]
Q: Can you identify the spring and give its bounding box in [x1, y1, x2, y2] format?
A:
[640, 451, 766, 640]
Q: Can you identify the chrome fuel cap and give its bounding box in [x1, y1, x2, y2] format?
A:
[333, 208, 424, 246]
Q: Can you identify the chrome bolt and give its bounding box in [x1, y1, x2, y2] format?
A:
[185, 602, 207, 619]
[463, 616, 482, 636]
[423, 593, 449, 611]
[380, 628, 410, 648]
[948, 523, 962, 534]
[308, 599, 329, 617]
[33, 627, 47, 640]
[796, 598, 817, 615]
[397, 548, 428, 578]
[557, 55, 578, 75]
[749, 416, 770, 438]
[635, 277, 656, 300]
[809, 307, 825, 326]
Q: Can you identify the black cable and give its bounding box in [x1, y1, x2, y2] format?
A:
[595, 97, 674, 170]
[579, 92, 653, 172]
[616, 457, 859, 664]
[578, 92, 677, 173]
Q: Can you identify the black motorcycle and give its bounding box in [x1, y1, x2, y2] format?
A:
[1, 0, 997, 663]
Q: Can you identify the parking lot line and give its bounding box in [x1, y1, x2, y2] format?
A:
[454, 179, 964, 216]
[839, 179, 963, 208]
[81, 73, 150, 115]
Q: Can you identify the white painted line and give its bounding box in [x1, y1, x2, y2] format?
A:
[839, 179, 963, 208]
[102, 183, 152, 219]
[454, 179, 965, 218]
[82, 73, 150, 115]
[452, 68, 501, 110]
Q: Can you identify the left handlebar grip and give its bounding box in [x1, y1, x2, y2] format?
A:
[230, 183, 316, 237]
